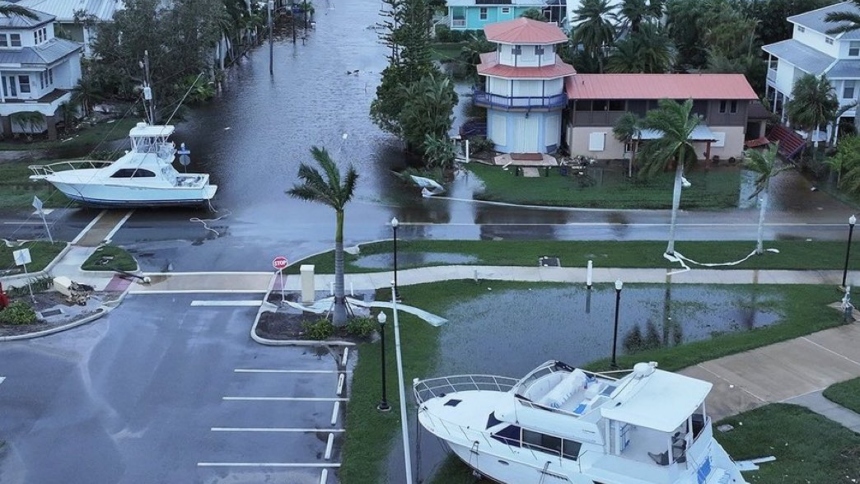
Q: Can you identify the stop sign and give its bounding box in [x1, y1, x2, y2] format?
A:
[272, 256, 288, 270]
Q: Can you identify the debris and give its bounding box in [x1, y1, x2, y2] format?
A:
[717, 424, 734, 433]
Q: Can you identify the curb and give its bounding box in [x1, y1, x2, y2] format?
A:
[249, 273, 356, 347]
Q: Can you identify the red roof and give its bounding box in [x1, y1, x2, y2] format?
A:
[564, 74, 758, 100]
[478, 52, 575, 80]
[484, 18, 569, 45]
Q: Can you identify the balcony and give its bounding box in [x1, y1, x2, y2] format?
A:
[452, 18, 466, 27]
[473, 90, 567, 111]
[767, 68, 776, 82]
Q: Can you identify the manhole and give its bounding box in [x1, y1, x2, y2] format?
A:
[539, 256, 561, 267]
[39, 309, 63, 318]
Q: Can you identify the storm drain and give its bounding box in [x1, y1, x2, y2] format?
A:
[539, 256, 561, 267]
[39, 309, 63, 318]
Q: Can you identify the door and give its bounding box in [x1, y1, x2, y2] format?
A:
[513, 116, 540, 153]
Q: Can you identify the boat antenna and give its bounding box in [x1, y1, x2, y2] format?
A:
[141, 50, 155, 124]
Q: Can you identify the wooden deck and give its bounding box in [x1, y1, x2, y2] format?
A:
[493, 153, 558, 167]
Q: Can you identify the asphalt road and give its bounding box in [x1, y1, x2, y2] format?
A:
[0, 294, 350, 484]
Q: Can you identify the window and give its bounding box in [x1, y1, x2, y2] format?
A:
[845, 80, 856, 99]
[33, 28, 46, 44]
[851, 41, 860, 56]
[0, 34, 7, 47]
[522, 429, 562, 455]
[797, 26, 805, 33]
[2, 76, 16, 97]
[575, 100, 591, 111]
[535, 46, 544, 56]
[730, 100, 737, 113]
[479, 7, 488, 20]
[18, 75, 29, 93]
[624, 142, 633, 153]
[111, 168, 156, 178]
[10, 34, 20, 47]
[39, 68, 53, 90]
[562, 439, 582, 460]
[592, 100, 608, 111]
[719, 100, 727, 113]
[511, 45, 521, 55]
[608, 100, 625, 111]
[826, 37, 834, 45]
[501, 7, 510, 14]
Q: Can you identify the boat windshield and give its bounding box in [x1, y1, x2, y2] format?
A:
[132, 135, 171, 154]
[513, 361, 573, 398]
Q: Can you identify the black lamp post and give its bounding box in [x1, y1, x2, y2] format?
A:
[377, 311, 390, 412]
[843, 215, 857, 289]
[391, 217, 400, 300]
[611, 279, 623, 369]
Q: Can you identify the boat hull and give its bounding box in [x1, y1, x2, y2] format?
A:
[50, 181, 218, 208]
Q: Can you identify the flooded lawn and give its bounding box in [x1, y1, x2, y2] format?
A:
[352, 252, 479, 269]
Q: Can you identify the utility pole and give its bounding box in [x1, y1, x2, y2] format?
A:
[268, 0, 274, 75]
[142, 50, 155, 124]
[292, 3, 297, 44]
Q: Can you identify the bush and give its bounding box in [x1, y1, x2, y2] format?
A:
[303, 318, 334, 340]
[435, 25, 468, 43]
[346, 316, 377, 338]
[469, 137, 494, 154]
[0, 301, 38, 325]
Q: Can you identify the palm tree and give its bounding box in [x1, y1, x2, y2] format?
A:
[612, 111, 641, 176]
[520, 8, 546, 21]
[638, 99, 701, 255]
[608, 23, 674, 73]
[0, 4, 39, 20]
[825, 0, 860, 35]
[786, 73, 839, 150]
[618, 0, 663, 33]
[572, 0, 617, 73]
[287, 147, 359, 326]
[744, 143, 791, 255]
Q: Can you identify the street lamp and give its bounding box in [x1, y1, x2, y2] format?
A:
[391, 217, 400, 300]
[377, 311, 390, 412]
[611, 279, 623, 369]
[844, 215, 857, 289]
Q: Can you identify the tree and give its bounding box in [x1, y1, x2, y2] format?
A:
[618, 0, 664, 33]
[745, 143, 791, 254]
[638, 99, 701, 255]
[832, 136, 860, 193]
[0, 4, 39, 20]
[572, 0, 617, 73]
[286, 147, 359, 326]
[825, 0, 860, 35]
[398, 73, 458, 154]
[520, 8, 546, 21]
[607, 22, 674, 73]
[613, 111, 641, 176]
[786, 73, 839, 148]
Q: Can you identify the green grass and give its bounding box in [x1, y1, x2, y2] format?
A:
[339, 281, 845, 483]
[430, 42, 465, 61]
[81, 244, 137, 272]
[0, 159, 67, 209]
[0, 118, 139, 151]
[823, 377, 860, 414]
[718, 404, 860, 483]
[469, 163, 741, 209]
[0, 240, 65, 274]
[286, 240, 860, 274]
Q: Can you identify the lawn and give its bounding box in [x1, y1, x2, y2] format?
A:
[0, 159, 67, 209]
[81, 244, 138, 272]
[0, 241, 66, 274]
[286, 239, 860, 274]
[0, 118, 139, 151]
[823, 377, 860, 414]
[338, 281, 845, 483]
[468, 162, 741, 209]
[430, 42, 465, 62]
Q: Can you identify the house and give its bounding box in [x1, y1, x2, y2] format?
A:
[16, 0, 120, 57]
[476, 17, 575, 153]
[0, 6, 83, 140]
[564, 74, 759, 160]
[762, 1, 860, 142]
[446, 0, 566, 31]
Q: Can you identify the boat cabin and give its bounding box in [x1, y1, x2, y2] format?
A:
[128, 122, 176, 157]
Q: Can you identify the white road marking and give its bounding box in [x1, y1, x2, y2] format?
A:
[234, 369, 349, 374]
[190, 300, 262, 307]
[197, 463, 340, 468]
[2, 221, 43, 225]
[0, 377, 5, 385]
[129, 289, 269, 294]
[330, 401, 340, 426]
[70, 210, 106, 244]
[324, 433, 334, 460]
[103, 210, 135, 241]
[211, 427, 345, 433]
[222, 396, 348, 402]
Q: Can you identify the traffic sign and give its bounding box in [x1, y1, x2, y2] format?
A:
[272, 256, 288, 270]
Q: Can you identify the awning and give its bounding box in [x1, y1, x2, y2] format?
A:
[635, 125, 717, 142]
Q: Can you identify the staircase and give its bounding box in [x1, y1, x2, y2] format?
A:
[765, 125, 806, 161]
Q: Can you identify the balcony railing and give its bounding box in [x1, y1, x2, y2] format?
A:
[452, 18, 466, 27]
[473, 90, 567, 110]
[767, 68, 776, 82]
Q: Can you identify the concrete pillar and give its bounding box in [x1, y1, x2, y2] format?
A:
[300, 264, 315, 304]
[1, 116, 10, 139]
[46, 115, 57, 140]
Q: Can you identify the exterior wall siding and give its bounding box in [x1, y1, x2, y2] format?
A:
[792, 26, 838, 57]
[774, 60, 797, 97]
[490, 109, 560, 153]
[454, 6, 544, 30]
[566, 125, 746, 160]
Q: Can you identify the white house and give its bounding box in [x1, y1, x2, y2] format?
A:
[762, 1, 860, 141]
[0, 5, 83, 139]
[16, 0, 121, 57]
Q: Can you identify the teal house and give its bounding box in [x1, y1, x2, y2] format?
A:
[446, 0, 566, 31]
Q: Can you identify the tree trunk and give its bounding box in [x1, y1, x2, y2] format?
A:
[332, 210, 347, 326]
[756, 186, 768, 255]
[629, 140, 637, 177]
[666, 161, 684, 255]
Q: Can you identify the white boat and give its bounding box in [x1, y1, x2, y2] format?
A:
[414, 360, 747, 484]
[29, 122, 217, 208]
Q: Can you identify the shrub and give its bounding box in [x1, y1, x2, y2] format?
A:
[303, 318, 334, 340]
[346, 316, 377, 338]
[0, 301, 38, 325]
[469, 137, 494, 154]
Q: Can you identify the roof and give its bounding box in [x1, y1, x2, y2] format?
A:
[636, 125, 717, 141]
[0, 37, 82, 65]
[129, 123, 175, 137]
[484, 17, 569, 44]
[747, 100, 773, 120]
[762, 39, 835, 76]
[601, 369, 712, 433]
[827, 58, 860, 79]
[789, 1, 860, 40]
[0, 2, 54, 27]
[565, 74, 758, 100]
[17, 0, 121, 22]
[478, 51, 575, 79]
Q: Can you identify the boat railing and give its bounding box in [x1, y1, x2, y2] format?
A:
[413, 374, 519, 405]
[29, 160, 113, 177]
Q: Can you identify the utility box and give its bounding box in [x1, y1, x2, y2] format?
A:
[300, 265, 315, 304]
[53, 276, 73, 297]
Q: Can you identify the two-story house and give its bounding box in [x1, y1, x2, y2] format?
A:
[17, 0, 121, 57]
[762, 1, 860, 142]
[446, 0, 567, 31]
[0, 6, 83, 140]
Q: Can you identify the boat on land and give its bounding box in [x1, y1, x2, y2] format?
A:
[28, 122, 217, 208]
[414, 360, 746, 484]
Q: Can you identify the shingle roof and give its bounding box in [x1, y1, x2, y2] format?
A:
[762, 39, 835, 76]
[0, 37, 82, 65]
[789, 1, 860, 40]
[564, 73, 758, 100]
[478, 51, 576, 79]
[484, 17, 569, 44]
[17, 0, 120, 22]
[826, 58, 860, 78]
[0, 2, 54, 27]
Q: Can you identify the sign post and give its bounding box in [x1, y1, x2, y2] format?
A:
[13, 248, 35, 302]
[272, 256, 289, 302]
[32, 196, 53, 244]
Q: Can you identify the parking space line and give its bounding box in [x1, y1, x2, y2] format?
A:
[211, 427, 345, 432]
[197, 463, 341, 468]
[234, 369, 350, 374]
[190, 300, 262, 307]
[223, 396, 348, 402]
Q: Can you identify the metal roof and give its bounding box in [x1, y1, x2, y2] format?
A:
[0, 37, 82, 65]
[826, 58, 860, 78]
[0, 2, 54, 28]
[17, 0, 121, 22]
[478, 51, 575, 79]
[565, 73, 758, 100]
[762, 39, 836, 76]
[484, 17, 569, 44]
[788, 1, 860, 40]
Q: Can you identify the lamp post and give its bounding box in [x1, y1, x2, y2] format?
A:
[267, 0, 274, 75]
[391, 217, 400, 300]
[843, 215, 857, 289]
[377, 311, 390, 412]
[611, 279, 623, 369]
